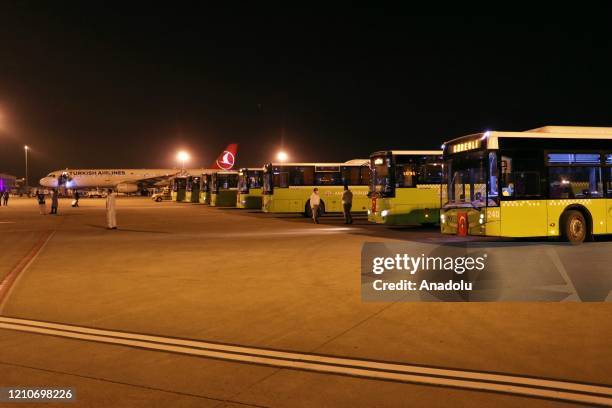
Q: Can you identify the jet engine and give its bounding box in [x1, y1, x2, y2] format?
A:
[116, 183, 139, 193]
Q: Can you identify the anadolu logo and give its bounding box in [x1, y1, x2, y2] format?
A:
[217, 151, 235, 170]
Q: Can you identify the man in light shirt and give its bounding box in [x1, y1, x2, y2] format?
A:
[309, 188, 321, 224]
[341, 185, 353, 224]
[106, 189, 117, 229]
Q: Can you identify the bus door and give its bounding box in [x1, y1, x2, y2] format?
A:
[214, 173, 239, 207]
[173, 177, 187, 202]
[499, 154, 548, 237]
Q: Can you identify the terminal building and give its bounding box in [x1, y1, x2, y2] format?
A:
[0, 173, 16, 192]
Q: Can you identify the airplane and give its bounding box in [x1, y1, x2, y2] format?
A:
[39, 144, 238, 193]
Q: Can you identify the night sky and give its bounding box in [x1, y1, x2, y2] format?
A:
[1, 6, 612, 181]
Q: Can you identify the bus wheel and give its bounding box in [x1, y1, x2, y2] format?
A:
[304, 201, 312, 218]
[562, 210, 587, 245]
[319, 201, 325, 216]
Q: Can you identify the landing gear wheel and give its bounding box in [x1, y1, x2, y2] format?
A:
[562, 210, 587, 245]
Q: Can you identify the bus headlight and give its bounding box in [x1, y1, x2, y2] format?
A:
[479, 213, 485, 224]
[381, 210, 389, 217]
[440, 214, 446, 223]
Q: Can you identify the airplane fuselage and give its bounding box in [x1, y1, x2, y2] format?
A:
[39, 168, 207, 190]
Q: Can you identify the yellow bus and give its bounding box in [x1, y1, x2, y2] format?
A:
[440, 126, 612, 244]
[185, 175, 201, 203]
[210, 170, 239, 207]
[171, 176, 187, 202]
[199, 171, 214, 204]
[237, 168, 264, 209]
[262, 160, 370, 217]
[368, 150, 443, 225]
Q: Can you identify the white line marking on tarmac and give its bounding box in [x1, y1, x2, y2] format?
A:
[0, 317, 610, 406]
[0, 231, 56, 313]
[546, 248, 580, 301]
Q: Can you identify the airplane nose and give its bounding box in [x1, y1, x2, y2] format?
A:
[39, 177, 54, 187]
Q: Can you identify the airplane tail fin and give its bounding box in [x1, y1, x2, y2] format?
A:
[212, 144, 238, 170]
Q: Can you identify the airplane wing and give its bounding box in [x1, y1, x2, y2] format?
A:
[136, 173, 182, 187]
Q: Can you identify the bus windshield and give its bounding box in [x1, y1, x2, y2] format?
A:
[370, 153, 443, 197]
[212, 173, 238, 192]
[444, 152, 491, 208]
[239, 171, 262, 193]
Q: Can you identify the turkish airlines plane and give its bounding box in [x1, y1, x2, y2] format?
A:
[39, 144, 238, 193]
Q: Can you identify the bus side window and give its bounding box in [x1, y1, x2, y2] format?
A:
[341, 167, 360, 185]
[500, 155, 542, 198]
[303, 167, 314, 185]
[418, 164, 442, 184]
[315, 171, 342, 185]
[274, 172, 289, 188]
[360, 166, 370, 185]
[396, 165, 416, 187]
[549, 167, 603, 199]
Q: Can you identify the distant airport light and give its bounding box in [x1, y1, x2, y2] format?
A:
[177, 151, 190, 170]
[277, 151, 288, 162]
[24, 145, 29, 188]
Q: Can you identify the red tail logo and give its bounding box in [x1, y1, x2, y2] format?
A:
[213, 144, 238, 170]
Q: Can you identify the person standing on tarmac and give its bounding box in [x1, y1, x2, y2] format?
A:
[50, 189, 59, 214]
[342, 185, 353, 224]
[2, 190, 8, 206]
[36, 190, 46, 215]
[309, 188, 321, 224]
[73, 190, 80, 207]
[106, 188, 117, 229]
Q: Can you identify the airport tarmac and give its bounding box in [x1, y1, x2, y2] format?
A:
[0, 197, 610, 407]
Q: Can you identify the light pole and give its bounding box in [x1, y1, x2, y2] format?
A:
[24, 145, 29, 189]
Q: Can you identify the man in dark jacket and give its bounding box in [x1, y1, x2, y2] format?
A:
[342, 185, 353, 224]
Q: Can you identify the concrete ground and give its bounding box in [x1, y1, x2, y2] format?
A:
[0, 197, 610, 407]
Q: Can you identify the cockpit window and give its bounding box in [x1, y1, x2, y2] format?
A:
[48, 174, 56, 178]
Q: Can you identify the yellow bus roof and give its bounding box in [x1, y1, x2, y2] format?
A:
[266, 159, 369, 167]
[371, 150, 442, 156]
[445, 126, 612, 150]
